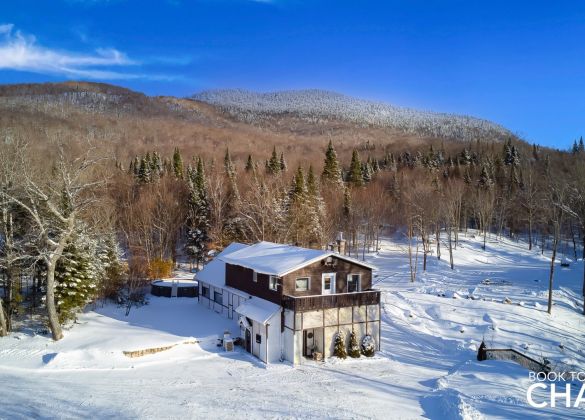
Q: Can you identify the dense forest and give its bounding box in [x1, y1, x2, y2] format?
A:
[1, 83, 584, 341]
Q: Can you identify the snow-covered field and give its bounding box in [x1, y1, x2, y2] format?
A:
[1, 233, 585, 419]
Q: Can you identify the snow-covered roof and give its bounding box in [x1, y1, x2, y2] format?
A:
[235, 297, 281, 325]
[219, 241, 376, 276]
[195, 243, 249, 291]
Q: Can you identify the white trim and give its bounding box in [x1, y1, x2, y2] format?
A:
[295, 276, 310, 292]
[322, 273, 336, 295]
[346, 273, 361, 292]
[269, 275, 278, 291]
[277, 253, 376, 277]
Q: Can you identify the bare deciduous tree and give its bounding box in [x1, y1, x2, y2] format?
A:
[0, 140, 108, 340]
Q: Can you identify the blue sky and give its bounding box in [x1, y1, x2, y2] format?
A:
[1, 1, 583, 148]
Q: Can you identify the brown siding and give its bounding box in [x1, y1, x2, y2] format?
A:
[225, 263, 282, 304]
[282, 256, 372, 297]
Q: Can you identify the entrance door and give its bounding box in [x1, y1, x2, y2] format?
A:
[245, 328, 251, 353]
[322, 273, 336, 295]
[304, 329, 315, 357]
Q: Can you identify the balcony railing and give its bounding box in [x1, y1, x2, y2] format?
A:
[281, 290, 380, 312]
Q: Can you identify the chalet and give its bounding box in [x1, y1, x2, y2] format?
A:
[196, 241, 379, 364]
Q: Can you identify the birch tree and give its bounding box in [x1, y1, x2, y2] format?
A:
[0, 140, 107, 340]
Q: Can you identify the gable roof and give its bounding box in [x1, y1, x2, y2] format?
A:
[219, 241, 376, 277]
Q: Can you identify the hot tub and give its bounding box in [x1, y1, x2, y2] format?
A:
[150, 279, 198, 298]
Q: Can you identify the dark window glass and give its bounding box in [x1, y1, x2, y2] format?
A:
[348, 274, 361, 293]
[214, 291, 223, 305]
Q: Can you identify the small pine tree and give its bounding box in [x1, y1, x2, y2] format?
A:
[267, 146, 281, 175]
[348, 330, 361, 358]
[224, 148, 236, 178]
[333, 330, 347, 359]
[137, 157, 151, 184]
[55, 233, 102, 324]
[347, 150, 363, 187]
[172, 147, 184, 179]
[245, 154, 254, 172]
[478, 165, 493, 189]
[279, 152, 287, 172]
[321, 140, 343, 185]
[579, 136, 585, 153]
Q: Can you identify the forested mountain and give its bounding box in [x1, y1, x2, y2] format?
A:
[1, 82, 517, 167]
[193, 89, 513, 142]
[1, 81, 583, 341]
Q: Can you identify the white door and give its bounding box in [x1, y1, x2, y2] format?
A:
[322, 273, 336, 295]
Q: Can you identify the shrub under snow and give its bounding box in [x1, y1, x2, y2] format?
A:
[361, 334, 376, 357]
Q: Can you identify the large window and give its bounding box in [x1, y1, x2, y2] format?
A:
[214, 291, 223, 305]
[347, 274, 361, 293]
[295, 277, 309, 292]
[202, 286, 210, 298]
[269, 275, 278, 291]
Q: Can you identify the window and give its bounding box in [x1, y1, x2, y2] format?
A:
[269, 275, 278, 291]
[347, 274, 361, 293]
[202, 286, 210, 298]
[214, 291, 223, 305]
[252, 271, 257, 282]
[256, 334, 262, 344]
[295, 277, 309, 291]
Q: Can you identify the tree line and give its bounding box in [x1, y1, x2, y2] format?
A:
[1, 135, 585, 341]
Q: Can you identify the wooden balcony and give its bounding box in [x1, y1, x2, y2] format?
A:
[281, 290, 380, 312]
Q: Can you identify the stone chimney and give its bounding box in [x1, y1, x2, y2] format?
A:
[336, 232, 346, 255]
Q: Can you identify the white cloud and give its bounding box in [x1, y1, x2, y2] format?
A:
[0, 24, 169, 80]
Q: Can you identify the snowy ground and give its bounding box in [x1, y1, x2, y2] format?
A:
[1, 232, 585, 419]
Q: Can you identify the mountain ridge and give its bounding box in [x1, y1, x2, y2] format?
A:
[192, 88, 513, 143]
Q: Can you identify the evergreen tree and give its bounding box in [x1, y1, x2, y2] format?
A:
[361, 161, 372, 183]
[185, 157, 210, 268]
[290, 166, 306, 202]
[267, 146, 281, 175]
[348, 330, 361, 358]
[137, 157, 151, 184]
[305, 165, 325, 245]
[224, 148, 236, 178]
[460, 148, 472, 166]
[55, 233, 102, 324]
[333, 330, 347, 359]
[532, 143, 539, 160]
[572, 140, 579, 155]
[478, 165, 493, 189]
[101, 233, 126, 300]
[245, 154, 254, 172]
[279, 152, 287, 172]
[347, 150, 363, 187]
[172, 147, 184, 179]
[151, 151, 163, 180]
[579, 136, 585, 153]
[321, 140, 343, 185]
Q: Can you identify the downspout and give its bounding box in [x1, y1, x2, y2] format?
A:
[266, 322, 269, 363]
